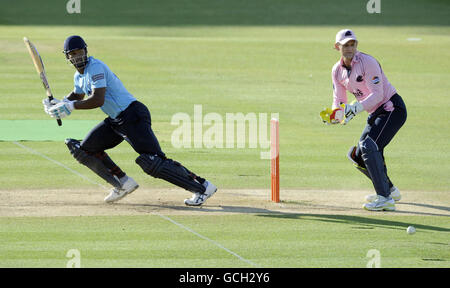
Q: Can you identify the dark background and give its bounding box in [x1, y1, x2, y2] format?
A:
[1, 0, 449, 26]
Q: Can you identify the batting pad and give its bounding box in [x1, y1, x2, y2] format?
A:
[0, 120, 98, 141]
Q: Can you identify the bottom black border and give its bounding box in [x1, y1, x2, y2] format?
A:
[1, 267, 445, 287]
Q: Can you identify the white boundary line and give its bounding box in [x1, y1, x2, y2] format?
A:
[13, 141, 260, 267]
[156, 213, 260, 267]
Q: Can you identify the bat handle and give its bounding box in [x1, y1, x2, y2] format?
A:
[48, 95, 63, 126]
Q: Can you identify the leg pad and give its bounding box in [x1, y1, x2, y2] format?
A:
[359, 137, 390, 197]
[65, 138, 121, 188]
[136, 154, 205, 193]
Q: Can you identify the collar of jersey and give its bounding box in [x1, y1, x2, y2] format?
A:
[340, 51, 361, 68]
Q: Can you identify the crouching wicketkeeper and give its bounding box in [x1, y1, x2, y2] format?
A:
[320, 29, 407, 211]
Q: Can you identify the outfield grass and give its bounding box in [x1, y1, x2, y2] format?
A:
[0, 0, 449, 268]
[0, 215, 448, 268]
[0, 24, 449, 191]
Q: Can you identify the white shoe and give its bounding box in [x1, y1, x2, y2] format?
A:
[363, 195, 396, 211]
[389, 187, 401, 201]
[104, 176, 139, 203]
[184, 181, 217, 206]
[366, 186, 401, 203]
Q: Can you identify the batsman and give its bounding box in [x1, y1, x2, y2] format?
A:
[320, 29, 407, 211]
[44, 35, 217, 206]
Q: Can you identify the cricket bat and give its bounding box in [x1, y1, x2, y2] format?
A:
[23, 37, 62, 126]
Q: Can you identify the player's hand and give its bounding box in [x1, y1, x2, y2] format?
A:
[320, 106, 344, 125]
[343, 101, 364, 125]
[47, 101, 75, 119]
[42, 97, 62, 114]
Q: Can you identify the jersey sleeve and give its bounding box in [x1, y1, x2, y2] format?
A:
[359, 56, 384, 111]
[331, 66, 347, 109]
[89, 63, 107, 89]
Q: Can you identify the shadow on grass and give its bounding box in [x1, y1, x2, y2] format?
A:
[1, 0, 449, 26]
[400, 202, 450, 213]
[127, 203, 276, 215]
[256, 213, 450, 233]
[125, 203, 450, 233]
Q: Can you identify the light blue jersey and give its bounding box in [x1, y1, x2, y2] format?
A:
[73, 56, 136, 118]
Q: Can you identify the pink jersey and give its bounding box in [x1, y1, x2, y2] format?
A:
[331, 51, 397, 114]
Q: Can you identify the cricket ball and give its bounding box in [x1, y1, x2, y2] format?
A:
[406, 226, 416, 235]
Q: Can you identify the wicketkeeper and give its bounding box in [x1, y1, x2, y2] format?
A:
[44, 35, 217, 206]
[320, 29, 407, 211]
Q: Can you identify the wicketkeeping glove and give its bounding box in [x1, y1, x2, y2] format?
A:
[320, 104, 344, 125]
[47, 100, 75, 119]
[343, 101, 364, 125]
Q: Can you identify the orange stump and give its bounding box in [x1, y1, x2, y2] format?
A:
[271, 118, 280, 203]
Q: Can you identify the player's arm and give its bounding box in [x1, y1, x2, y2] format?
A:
[46, 88, 105, 119]
[42, 91, 84, 115]
[73, 65, 107, 110]
[320, 67, 347, 124]
[73, 87, 105, 110]
[331, 74, 347, 110]
[65, 91, 85, 101]
[46, 65, 107, 118]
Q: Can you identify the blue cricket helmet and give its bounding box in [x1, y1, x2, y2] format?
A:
[63, 35, 88, 68]
[63, 35, 87, 55]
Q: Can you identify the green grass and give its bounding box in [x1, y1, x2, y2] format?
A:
[1, 24, 449, 191]
[0, 0, 449, 268]
[0, 215, 448, 268]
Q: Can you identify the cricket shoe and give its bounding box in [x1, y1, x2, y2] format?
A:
[104, 176, 139, 203]
[363, 195, 396, 211]
[365, 186, 401, 203]
[184, 180, 217, 206]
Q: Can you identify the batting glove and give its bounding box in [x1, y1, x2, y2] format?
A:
[42, 97, 61, 114]
[47, 101, 75, 119]
[343, 101, 364, 125]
